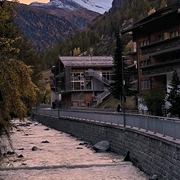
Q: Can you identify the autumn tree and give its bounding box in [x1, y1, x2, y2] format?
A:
[160, 0, 167, 8]
[0, 0, 20, 60]
[73, 47, 81, 56]
[0, 0, 39, 154]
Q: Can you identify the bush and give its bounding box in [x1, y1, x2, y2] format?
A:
[143, 89, 166, 116]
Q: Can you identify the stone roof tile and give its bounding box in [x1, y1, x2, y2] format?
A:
[59, 56, 113, 67]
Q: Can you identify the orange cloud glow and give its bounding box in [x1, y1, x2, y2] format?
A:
[19, 0, 49, 5]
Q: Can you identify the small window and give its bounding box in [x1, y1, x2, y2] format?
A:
[139, 41, 143, 47]
[175, 30, 179, 36]
[158, 34, 164, 41]
[170, 31, 174, 38]
[141, 80, 151, 90]
[147, 59, 151, 66]
[146, 39, 149, 45]
[170, 30, 179, 38]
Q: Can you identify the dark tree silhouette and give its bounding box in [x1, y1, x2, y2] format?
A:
[110, 29, 134, 105]
[167, 69, 180, 118]
[110, 29, 124, 102]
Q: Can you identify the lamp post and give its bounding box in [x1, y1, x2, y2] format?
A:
[122, 56, 126, 127]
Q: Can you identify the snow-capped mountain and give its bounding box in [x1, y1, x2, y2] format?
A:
[30, 0, 113, 14]
[68, 0, 113, 14]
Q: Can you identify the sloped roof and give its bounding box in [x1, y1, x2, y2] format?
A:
[121, 2, 180, 34]
[59, 56, 113, 67]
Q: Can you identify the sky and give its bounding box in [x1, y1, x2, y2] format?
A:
[19, 0, 49, 5]
[18, 0, 113, 14]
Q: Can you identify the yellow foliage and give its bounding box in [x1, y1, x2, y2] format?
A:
[160, 0, 167, 8]
[0, 59, 39, 124]
[73, 47, 81, 56]
[124, 40, 133, 53]
[148, 8, 156, 16]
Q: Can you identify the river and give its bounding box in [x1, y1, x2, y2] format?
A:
[0, 119, 150, 180]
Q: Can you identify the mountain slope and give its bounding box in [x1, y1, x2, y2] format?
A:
[14, 3, 99, 51]
[30, 0, 113, 14]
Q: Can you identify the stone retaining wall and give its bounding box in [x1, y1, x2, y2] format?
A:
[33, 114, 180, 180]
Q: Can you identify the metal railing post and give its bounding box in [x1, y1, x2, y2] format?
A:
[173, 120, 176, 140]
[162, 118, 165, 137]
[153, 118, 156, 134]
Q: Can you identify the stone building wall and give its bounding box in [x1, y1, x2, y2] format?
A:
[33, 114, 180, 180]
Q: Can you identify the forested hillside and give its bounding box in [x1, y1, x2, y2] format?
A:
[41, 0, 176, 68]
[14, 3, 99, 51]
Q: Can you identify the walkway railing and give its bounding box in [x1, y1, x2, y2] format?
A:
[31, 107, 180, 140]
[85, 70, 110, 86]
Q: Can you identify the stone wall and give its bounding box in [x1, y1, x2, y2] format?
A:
[33, 114, 180, 180]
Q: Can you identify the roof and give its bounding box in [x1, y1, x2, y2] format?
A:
[121, 2, 180, 34]
[59, 56, 113, 67]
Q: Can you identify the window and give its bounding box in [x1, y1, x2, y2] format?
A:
[158, 34, 164, 41]
[170, 30, 179, 38]
[175, 30, 179, 36]
[141, 80, 151, 90]
[85, 79, 92, 90]
[170, 31, 174, 38]
[146, 39, 149, 45]
[71, 72, 84, 90]
[102, 71, 113, 81]
[147, 59, 151, 66]
[71, 92, 84, 100]
[171, 53, 180, 60]
[139, 39, 149, 47]
[140, 59, 151, 67]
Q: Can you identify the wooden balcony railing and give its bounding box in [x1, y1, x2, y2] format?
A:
[141, 59, 180, 76]
[141, 36, 180, 56]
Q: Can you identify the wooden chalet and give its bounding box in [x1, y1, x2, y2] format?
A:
[51, 56, 114, 108]
[122, 2, 180, 110]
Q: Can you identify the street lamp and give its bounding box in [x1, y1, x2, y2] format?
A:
[122, 56, 126, 127]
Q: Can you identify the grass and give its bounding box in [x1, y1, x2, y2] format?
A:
[98, 94, 137, 111]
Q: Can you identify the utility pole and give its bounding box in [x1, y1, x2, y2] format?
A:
[122, 56, 126, 127]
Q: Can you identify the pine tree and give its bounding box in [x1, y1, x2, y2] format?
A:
[110, 29, 124, 102]
[143, 89, 166, 116]
[167, 69, 180, 118]
[110, 29, 134, 104]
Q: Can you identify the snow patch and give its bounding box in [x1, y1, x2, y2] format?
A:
[30, 0, 113, 14]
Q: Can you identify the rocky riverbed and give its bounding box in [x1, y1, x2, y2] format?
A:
[0, 119, 150, 180]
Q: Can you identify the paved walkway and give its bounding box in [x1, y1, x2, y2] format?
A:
[0, 119, 150, 180]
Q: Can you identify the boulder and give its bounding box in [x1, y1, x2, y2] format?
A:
[149, 175, 158, 180]
[93, 140, 110, 152]
[32, 146, 38, 151]
[41, 140, 49, 143]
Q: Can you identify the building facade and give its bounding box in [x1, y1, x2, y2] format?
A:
[50, 56, 114, 108]
[122, 2, 180, 110]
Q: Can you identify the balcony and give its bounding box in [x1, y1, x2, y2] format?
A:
[141, 36, 180, 56]
[85, 70, 110, 86]
[141, 59, 180, 76]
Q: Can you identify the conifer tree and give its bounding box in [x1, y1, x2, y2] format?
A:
[110, 29, 134, 104]
[167, 69, 180, 118]
[143, 89, 166, 116]
[110, 29, 124, 102]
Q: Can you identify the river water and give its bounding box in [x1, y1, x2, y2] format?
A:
[0, 119, 150, 180]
